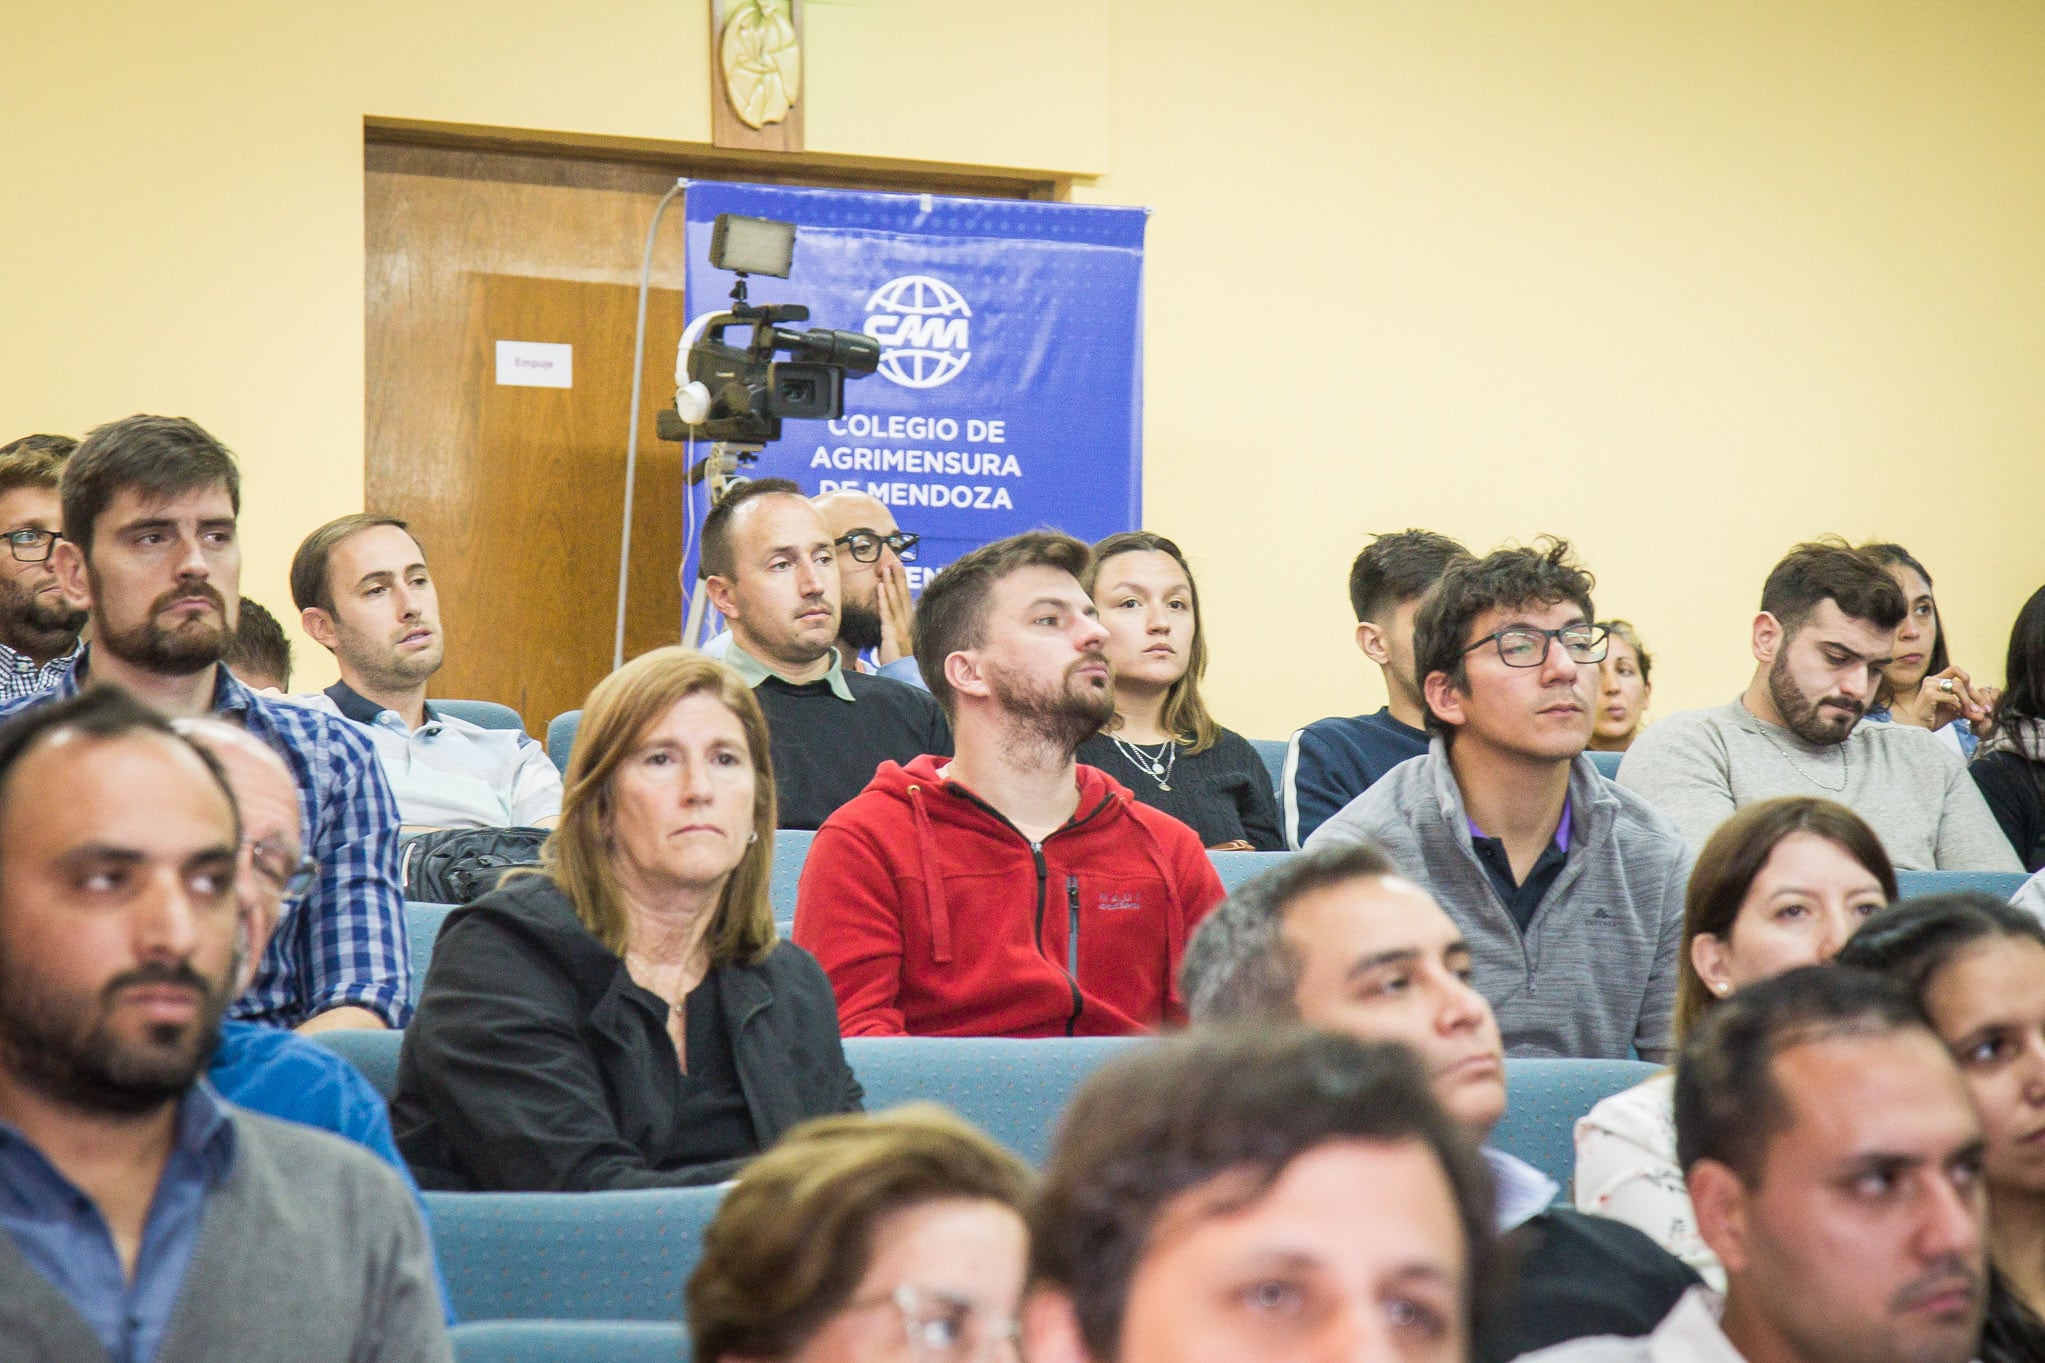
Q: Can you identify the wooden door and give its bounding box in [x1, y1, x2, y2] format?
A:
[366, 146, 690, 733]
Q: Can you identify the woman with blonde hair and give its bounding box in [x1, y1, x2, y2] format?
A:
[689, 1105, 1033, 1362]
[393, 646, 859, 1190]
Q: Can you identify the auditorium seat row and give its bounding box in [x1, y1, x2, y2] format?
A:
[402, 848, 2035, 1004]
[313, 1029, 1653, 1327]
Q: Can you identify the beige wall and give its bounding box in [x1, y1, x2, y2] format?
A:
[5, 2, 2043, 734]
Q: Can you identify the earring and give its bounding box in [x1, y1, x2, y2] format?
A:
[1714, 981, 1730, 995]
[748, 830, 759, 844]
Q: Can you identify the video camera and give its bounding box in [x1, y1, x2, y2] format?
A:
[659, 214, 880, 448]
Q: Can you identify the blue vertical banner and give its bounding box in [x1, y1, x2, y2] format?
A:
[679, 182, 1146, 589]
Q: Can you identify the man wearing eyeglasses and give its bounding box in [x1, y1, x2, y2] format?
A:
[0, 434, 86, 701]
[178, 716, 455, 1322]
[1306, 539, 1690, 1062]
[697, 478, 951, 830]
[813, 488, 928, 688]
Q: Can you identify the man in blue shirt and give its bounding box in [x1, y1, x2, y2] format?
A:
[1284, 528, 1472, 847]
[0, 687, 446, 1362]
[5, 414, 411, 1031]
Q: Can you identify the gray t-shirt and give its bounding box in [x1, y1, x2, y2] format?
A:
[1616, 698, 2020, 872]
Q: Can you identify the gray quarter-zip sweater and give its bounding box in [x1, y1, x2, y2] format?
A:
[1306, 741, 1689, 1062]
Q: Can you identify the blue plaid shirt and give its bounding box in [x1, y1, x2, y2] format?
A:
[0, 654, 412, 1026]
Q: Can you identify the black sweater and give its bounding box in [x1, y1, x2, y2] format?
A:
[1076, 727, 1284, 850]
[1476, 1207, 1700, 1363]
[391, 874, 861, 1191]
[1971, 749, 2045, 871]
[755, 671, 952, 830]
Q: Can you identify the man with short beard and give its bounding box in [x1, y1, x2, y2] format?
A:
[1621, 539, 2017, 871]
[812, 488, 927, 687]
[1519, 966, 1989, 1363]
[794, 531, 1227, 1036]
[0, 415, 412, 1033]
[287, 514, 560, 832]
[0, 687, 448, 1363]
[0, 435, 86, 700]
[696, 479, 949, 830]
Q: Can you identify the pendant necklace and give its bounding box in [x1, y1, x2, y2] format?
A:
[1111, 733, 1178, 792]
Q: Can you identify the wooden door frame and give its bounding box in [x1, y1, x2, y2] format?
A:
[365, 116, 1075, 201]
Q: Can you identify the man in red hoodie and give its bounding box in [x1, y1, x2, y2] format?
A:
[793, 530, 1227, 1037]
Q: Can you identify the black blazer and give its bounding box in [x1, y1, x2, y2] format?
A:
[1476, 1207, 1701, 1363]
[392, 873, 862, 1191]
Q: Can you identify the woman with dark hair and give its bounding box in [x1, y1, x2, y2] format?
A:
[1837, 894, 2045, 1363]
[688, 1104, 1033, 1363]
[1573, 797, 1895, 1285]
[1973, 584, 2045, 871]
[1076, 532, 1283, 850]
[1859, 541, 1995, 757]
[392, 646, 860, 1190]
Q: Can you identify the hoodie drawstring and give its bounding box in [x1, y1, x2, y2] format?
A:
[906, 785, 954, 964]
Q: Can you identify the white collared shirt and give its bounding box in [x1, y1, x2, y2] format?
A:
[1511, 1288, 1743, 1363]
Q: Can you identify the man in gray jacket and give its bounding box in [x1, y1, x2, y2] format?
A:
[0, 687, 449, 1363]
[1306, 538, 1688, 1061]
[1616, 539, 2019, 872]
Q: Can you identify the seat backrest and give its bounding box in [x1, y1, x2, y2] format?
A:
[1208, 849, 1294, 895]
[1897, 869, 2032, 902]
[425, 1187, 725, 1323]
[546, 710, 582, 774]
[771, 829, 817, 929]
[1249, 738, 1289, 798]
[406, 902, 455, 1003]
[310, 1027, 404, 1101]
[844, 1036, 1146, 1166]
[451, 1320, 689, 1363]
[1585, 749, 1623, 779]
[1494, 1057, 1661, 1198]
[434, 699, 528, 734]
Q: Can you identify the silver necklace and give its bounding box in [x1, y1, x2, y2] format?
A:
[1110, 733, 1177, 792]
[1757, 723, 1852, 793]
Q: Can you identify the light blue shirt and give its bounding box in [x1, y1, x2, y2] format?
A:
[294, 683, 562, 829]
[0, 1082, 237, 1363]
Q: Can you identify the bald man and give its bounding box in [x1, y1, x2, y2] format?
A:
[812, 489, 926, 688]
[181, 719, 451, 1318]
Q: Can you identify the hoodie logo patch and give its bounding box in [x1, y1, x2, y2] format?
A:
[1098, 892, 1144, 913]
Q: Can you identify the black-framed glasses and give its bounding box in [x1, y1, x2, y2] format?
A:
[4, 529, 60, 563]
[1463, 624, 1609, 668]
[245, 837, 319, 909]
[833, 530, 920, 564]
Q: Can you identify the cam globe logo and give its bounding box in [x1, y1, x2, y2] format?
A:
[863, 275, 972, 388]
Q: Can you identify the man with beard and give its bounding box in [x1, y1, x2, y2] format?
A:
[0, 415, 411, 1033]
[0, 434, 87, 701]
[1620, 539, 2017, 871]
[1519, 965, 1989, 1363]
[1307, 540, 1690, 1061]
[0, 688, 448, 1362]
[793, 530, 1226, 1036]
[287, 514, 560, 831]
[697, 479, 949, 830]
[812, 487, 927, 687]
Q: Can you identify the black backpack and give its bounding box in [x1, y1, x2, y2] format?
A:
[400, 827, 550, 904]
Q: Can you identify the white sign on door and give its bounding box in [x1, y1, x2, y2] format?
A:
[496, 340, 573, 389]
